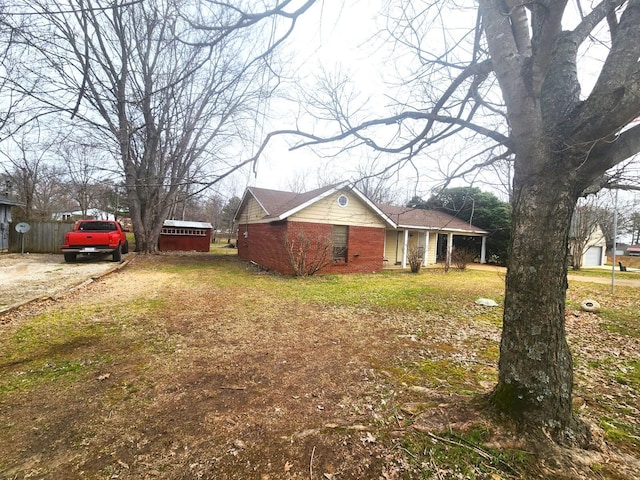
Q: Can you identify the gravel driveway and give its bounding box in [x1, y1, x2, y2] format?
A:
[0, 253, 129, 312]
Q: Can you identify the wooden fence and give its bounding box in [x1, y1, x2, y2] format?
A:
[8, 221, 75, 254]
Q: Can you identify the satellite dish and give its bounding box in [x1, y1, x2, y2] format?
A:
[15, 222, 30, 234]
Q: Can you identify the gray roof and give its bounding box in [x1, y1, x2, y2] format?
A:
[0, 196, 25, 207]
[245, 183, 344, 219]
[377, 204, 487, 234]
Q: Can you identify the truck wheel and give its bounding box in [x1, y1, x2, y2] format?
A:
[122, 240, 129, 254]
[112, 245, 122, 262]
[64, 252, 77, 263]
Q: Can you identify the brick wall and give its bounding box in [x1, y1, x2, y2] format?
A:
[237, 221, 385, 275]
[237, 222, 294, 274]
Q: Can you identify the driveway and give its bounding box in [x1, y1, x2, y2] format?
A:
[0, 253, 130, 313]
[468, 263, 640, 288]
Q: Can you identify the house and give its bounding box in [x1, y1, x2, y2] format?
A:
[159, 220, 213, 252]
[52, 209, 116, 221]
[569, 223, 607, 267]
[0, 196, 26, 252]
[234, 183, 488, 275]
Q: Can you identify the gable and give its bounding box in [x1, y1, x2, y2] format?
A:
[236, 195, 269, 224]
[290, 190, 387, 228]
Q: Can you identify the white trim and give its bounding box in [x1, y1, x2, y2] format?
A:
[446, 232, 454, 268]
[277, 181, 350, 220]
[395, 224, 487, 235]
[423, 232, 430, 266]
[401, 229, 409, 269]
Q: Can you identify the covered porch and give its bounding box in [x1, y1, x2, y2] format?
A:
[383, 228, 487, 269]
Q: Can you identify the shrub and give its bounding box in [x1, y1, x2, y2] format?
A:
[408, 246, 425, 273]
[284, 229, 333, 277]
[452, 248, 475, 270]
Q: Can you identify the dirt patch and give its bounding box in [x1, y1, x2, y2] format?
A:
[0, 253, 128, 312]
[0, 254, 638, 479]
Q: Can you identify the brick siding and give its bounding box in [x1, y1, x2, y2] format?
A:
[237, 221, 385, 275]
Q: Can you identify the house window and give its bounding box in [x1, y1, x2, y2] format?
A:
[333, 225, 348, 261]
[337, 194, 349, 207]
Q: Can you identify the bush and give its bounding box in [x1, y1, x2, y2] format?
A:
[452, 248, 476, 270]
[284, 229, 333, 277]
[408, 246, 425, 273]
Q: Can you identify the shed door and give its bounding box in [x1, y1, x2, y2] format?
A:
[584, 246, 603, 266]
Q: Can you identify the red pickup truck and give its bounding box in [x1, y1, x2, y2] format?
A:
[61, 220, 129, 263]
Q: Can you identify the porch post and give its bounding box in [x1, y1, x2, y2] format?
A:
[446, 232, 453, 268]
[480, 236, 487, 264]
[423, 232, 430, 266]
[401, 229, 409, 269]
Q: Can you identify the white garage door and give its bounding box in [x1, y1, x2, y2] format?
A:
[584, 246, 603, 266]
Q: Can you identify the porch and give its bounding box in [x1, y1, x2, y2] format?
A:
[383, 229, 487, 270]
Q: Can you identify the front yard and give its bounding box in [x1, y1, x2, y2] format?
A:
[0, 251, 638, 479]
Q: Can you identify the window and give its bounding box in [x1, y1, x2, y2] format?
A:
[332, 225, 348, 261]
[337, 194, 349, 207]
[161, 227, 207, 236]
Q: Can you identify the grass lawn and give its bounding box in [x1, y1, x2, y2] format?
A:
[568, 267, 640, 280]
[0, 250, 638, 479]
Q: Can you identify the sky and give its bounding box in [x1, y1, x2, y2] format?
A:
[240, 0, 519, 203]
[234, 0, 640, 212]
[245, 0, 395, 193]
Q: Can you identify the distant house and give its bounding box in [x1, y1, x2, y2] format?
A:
[569, 223, 607, 267]
[52, 209, 115, 221]
[0, 196, 25, 252]
[159, 220, 213, 252]
[234, 183, 488, 275]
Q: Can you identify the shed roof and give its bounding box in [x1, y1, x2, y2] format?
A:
[163, 220, 213, 229]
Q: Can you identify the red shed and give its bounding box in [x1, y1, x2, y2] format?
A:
[159, 220, 212, 252]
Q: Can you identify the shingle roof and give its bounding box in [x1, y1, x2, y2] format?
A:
[246, 183, 346, 219]
[241, 184, 487, 235]
[377, 204, 487, 234]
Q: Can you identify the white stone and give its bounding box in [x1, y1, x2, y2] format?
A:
[475, 298, 499, 307]
[580, 299, 601, 313]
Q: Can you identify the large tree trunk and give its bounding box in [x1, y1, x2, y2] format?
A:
[493, 163, 589, 442]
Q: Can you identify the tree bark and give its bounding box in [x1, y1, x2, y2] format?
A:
[493, 157, 589, 442]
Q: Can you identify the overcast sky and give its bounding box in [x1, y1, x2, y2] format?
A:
[247, 0, 392, 192]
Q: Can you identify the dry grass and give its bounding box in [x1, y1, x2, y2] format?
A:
[0, 251, 638, 479]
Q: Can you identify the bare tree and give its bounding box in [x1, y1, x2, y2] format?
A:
[277, 1, 640, 441]
[629, 211, 640, 244]
[569, 200, 606, 270]
[59, 142, 106, 218]
[5, 0, 317, 252]
[0, 128, 65, 220]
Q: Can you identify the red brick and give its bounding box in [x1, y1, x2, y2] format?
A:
[237, 221, 385, 275]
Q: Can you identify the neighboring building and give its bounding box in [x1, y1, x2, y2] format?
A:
[234, 183, 488, 275]
[0, 196, 25, 252]
[626, 246, 640, 256]
[52, 209, 116, 221]
[159, 220, 213, 252]
[569, 223, 607, 267]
